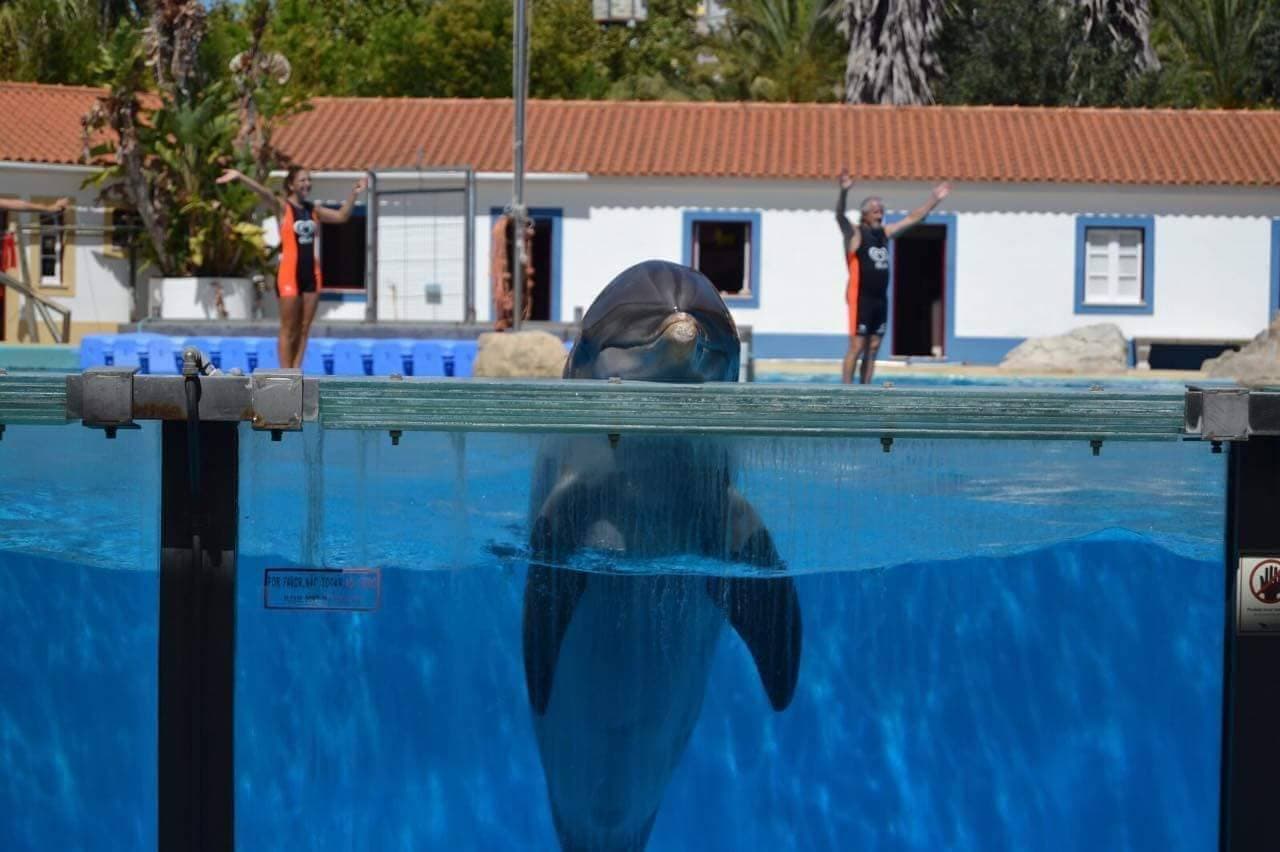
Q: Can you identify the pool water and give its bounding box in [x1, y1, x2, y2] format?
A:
[0, 424, 1227, 851]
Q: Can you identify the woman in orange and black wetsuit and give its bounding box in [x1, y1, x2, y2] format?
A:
[217, 165, 367, 368]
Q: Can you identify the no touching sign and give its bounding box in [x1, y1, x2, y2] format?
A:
[1239, 557, 1280, 634]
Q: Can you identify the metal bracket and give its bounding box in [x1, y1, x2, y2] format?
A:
[251, 370, 304, 434]
[77, 366, 141, 436]
[1186, 387, 1252, 441]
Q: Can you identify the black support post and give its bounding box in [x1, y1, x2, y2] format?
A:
[1222, 437, 1280, 852]
[159, 420, 238, 851]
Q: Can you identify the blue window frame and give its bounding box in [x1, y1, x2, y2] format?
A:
[1270, 219, 1279, 320]
[1074, 216, 1155, 315]
[682, 210, 761, 309]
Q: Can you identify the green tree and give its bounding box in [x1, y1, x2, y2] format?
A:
[1154, 0, 1270, 107]
[84, 2, 294, 277]
[417, 0, 511, 98]
[936, 0, 1157, 106]
[1252, 0, 1280, 104]
[716, 0, 845, 101]
[0, 0, 111, 83]
[529, 0, 611, 99]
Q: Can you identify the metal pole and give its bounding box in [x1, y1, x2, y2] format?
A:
[511, 0, 529, 331]
[365, 169, 378, 323]
[465, 167, 476, 324]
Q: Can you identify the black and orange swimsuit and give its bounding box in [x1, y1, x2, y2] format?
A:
[277, 200, 320, 298]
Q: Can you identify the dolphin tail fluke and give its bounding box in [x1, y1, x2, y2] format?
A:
[523, 563, 589, 715]
[711, 575, 802, 711]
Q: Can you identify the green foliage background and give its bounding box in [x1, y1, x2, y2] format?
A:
[1, 0, 1276, 108]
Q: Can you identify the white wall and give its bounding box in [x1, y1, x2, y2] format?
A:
[4, 163, 1274, 349]
[468, 178, 1277, 347]
[0, 165, 135, 335]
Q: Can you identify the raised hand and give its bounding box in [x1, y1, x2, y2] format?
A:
[51, 197, 71, 212]
[216, 168, 242, 185]
[931, 182, 951, 202]
[352, 176, 369, 195]
[839, 170, 854, 191]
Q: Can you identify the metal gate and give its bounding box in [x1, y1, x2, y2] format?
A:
[367, 167, 476, 323]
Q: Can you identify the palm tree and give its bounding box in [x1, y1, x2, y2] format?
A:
[837, 0, 943, 104]
[718, 0, 845, 101]
[1078, 0, 1158, 70]
[836, 0, 1158, 105]
[1156, 0, 1269, 107]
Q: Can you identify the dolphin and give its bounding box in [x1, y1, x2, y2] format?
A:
[522, 260, 803, 852]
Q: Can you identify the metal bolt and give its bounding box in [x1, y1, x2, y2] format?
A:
[105, 426, 118, 440]
[1090, 439, 1103, 456]
[881, 435, 893, 453]
[390, 373, 403, 381]
[1089, 384, 1104, 392]
[390, 430, 402, 446]
[608, 377, 622, 384]
[882, 381, 895, 389]
[1211, 440, 1223, 455]
[270, 429, 282, 442]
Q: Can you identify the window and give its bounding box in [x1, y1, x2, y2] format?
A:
[320, 204, 367, 292]
[1084, 228, 1143, 305]
[1074, 216, 1154, 315]
[682, 211, 761, 308]
[39, 212, 63, 285]
[105, 208, 141, 259]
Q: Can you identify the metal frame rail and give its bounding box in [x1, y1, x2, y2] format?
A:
[1, 372, 1278, 851]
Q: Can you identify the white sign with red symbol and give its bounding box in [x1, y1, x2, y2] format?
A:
[1238, 557, 1280, 634]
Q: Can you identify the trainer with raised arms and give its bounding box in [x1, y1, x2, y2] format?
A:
[837, 172, 950, 384]
[217, 165, 367, 369]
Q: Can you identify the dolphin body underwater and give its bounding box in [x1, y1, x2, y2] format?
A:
[521, 260, 803, 851]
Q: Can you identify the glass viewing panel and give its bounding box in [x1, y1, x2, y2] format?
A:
[0, 424, 160, 851]
[236, 425, 1225, 851]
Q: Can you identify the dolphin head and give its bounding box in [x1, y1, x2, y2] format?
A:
[565, 260, 740, 383]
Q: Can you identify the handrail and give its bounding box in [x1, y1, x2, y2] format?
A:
[0, 270, 71, 344]
[3, 371, 1272, 445]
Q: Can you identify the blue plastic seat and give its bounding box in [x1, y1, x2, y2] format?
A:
[249, 337, 280, 372]
[218, 337, 250, 374]
[301, 339, 332, 375]
[449, 340, 477, 378]
[79, 335, 113, 369]
[146, 337, 180, 374]
[372, 340, 409, 376]
[411, 341, 446, 377]
[112, 337, 141, 368]
[331, 340, 367, 376]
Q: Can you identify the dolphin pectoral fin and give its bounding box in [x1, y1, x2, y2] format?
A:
[522, 563, 589, 716]
[726, 489, 782, 568]
[716, 491, 801, 711]
[711, 575, 802, 712]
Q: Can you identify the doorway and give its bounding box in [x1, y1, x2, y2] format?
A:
[892, 224, 946, 357]
[495, 207, 560, 323]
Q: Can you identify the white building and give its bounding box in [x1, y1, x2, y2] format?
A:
[2, 82, 1277, 365]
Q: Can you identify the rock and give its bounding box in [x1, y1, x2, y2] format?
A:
[1000, 323, 1128, 374]
[1202, 314, 1280, 387]
[473, 330, 569, 378]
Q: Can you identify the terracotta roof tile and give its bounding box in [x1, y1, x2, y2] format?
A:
[2, 82, 1280, 187]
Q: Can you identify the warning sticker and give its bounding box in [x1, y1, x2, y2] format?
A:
[1238, 557, 1280, 634]
[264, 568, 381, 612]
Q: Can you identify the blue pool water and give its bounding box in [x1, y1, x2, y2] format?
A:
[0, 424, 1227, 850]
